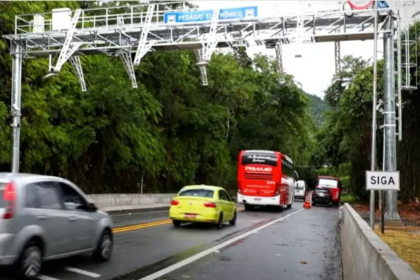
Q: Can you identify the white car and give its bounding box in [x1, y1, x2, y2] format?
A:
[0, 173, 113, 279]
[294, 180, 307, 200]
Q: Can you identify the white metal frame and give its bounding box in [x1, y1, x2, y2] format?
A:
[133, 4, 155, 66]
[49, 9, 82, 73]
[119, 51, 138, 88]
[69, 55, 87, 92]
[194, 49, 208, 86]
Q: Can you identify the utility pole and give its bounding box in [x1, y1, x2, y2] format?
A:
[369, 0, 379, 229]
[383, 13, 401, 222]
[11, 43, 23, 173]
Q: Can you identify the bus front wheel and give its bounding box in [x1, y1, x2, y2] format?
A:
[244, 204, 253, 211]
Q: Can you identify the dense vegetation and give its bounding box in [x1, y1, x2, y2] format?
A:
[306, 93, 328, 127]
[312, 21, 420, 204]
[0, 1, 316, 194]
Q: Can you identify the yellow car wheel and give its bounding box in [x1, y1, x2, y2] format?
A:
[229, 210, 237, 226]
[216, 213, 223, 229]
[173, 220, 181, 228]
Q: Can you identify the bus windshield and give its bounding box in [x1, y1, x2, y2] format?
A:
[318, 179, 338, 188]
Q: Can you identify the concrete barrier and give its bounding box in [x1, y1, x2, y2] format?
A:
[341, 203, 420, 280]
[87, 193, 176, 212]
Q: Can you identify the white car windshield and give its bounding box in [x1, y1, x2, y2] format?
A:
[318, 179, 338, 188]
[296, 181, 305, 190]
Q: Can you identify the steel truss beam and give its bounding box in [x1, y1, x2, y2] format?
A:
[69, 56, 87, 92]
[334, 41, 341, 78]
[133, 4, 155, 66]
[274, 43, 284, 84]
[119, 52, 138, 88]
[6, 7, 393, 58]
[201, 9, 221, 62]
[194, 49, 208, 86]
[50, 9, 82, 73]
[194, 9, 220, 86]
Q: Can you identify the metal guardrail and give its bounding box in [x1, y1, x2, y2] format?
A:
[87, 193, 176, 212]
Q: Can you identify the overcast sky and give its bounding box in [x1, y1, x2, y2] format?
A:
[189, 1, 420, 98]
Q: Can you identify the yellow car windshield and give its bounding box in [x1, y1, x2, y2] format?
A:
[179, 189, 214, 198]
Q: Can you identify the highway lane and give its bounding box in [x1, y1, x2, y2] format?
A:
[154, 205, 342, 280]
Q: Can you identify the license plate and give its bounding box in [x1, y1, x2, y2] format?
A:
[319, 193, 324, 197]
[184, 214, 196, 218]
[254, 198, 261, 201]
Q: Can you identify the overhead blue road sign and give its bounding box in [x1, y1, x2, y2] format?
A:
[164, 6, 258, 24]
[377, 1, 389, 9]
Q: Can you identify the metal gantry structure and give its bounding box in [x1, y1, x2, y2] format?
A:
[6, 2, 395, 90]
[3, 2, 418, 223]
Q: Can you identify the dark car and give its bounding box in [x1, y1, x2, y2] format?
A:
[312, 187, 334, 206]
[312, 175, 343, 207]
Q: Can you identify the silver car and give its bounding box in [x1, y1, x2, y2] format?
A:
[0, 173, 113, 279]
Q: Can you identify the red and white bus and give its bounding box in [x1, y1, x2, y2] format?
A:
[237, 150, 296, 211]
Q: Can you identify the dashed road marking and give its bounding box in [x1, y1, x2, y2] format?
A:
[64, 267, 101, 278]
[113, 219, 172, 233]
[38, 275, 60, 280]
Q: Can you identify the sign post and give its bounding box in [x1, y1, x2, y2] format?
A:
[381, 191, 385, 233]
[366, 171, 400, 233]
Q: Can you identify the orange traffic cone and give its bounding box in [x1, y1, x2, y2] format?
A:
[303, 191, 312, 209]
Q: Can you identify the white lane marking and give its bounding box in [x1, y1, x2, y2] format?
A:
[111, 210, 168, 217]
[139, 208, 304, 280]
[38, 275, 60, 280]
[64, 267, 101, 278]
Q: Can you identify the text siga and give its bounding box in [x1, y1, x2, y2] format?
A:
[366, 171, 400, 191]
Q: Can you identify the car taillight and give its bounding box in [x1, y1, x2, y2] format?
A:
[3, 182, 16, 220]
[204, 202, 216, 208]
[170, 200, 179, 206]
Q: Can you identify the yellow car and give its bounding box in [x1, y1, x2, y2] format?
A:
[169, 185, 237, 228]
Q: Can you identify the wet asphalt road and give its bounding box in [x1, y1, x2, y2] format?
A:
[154, 205, 342, 280]
[1, 204, 342, 280]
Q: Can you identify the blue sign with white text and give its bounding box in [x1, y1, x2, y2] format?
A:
[377, 1, 389, 9]
[164, 6, 258, 24]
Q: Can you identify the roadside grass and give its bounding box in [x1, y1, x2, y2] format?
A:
[340, 193, 358, 204]
[374, 227, 420, 275]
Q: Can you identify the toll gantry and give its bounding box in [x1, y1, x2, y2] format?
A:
[4, 1, 396, 88]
